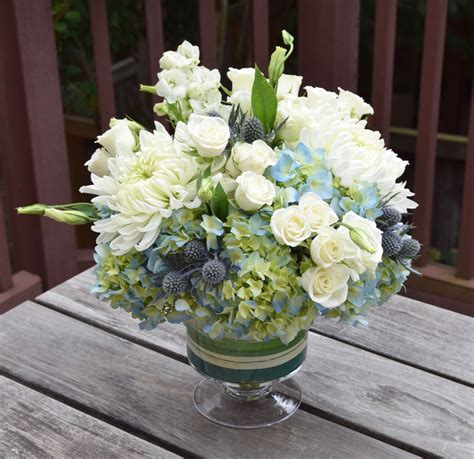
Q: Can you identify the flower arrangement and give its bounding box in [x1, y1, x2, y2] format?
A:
[19, 31, 420, 346]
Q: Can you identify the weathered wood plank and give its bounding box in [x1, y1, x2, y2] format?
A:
[0, 302, 414, 459]
[0, 376, 178, 459]
[35, 278, 474, 457]
[39, 269, 474, 385]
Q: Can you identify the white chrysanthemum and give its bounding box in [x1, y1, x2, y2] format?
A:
[380, 181, 418, 213]
[81, 123, 200, 255]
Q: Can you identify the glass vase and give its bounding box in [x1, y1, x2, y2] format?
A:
[186, 323, 308, 428]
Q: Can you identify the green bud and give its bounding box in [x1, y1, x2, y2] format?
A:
[282, 30, 294, 46]
[16, 204, 47, 215]
[268, 46, 286, 87]
[153, 102, 168, 116]
[198, 177, 215, 203]
[44, 208, 93, 225]
[348, 227, 376, 254]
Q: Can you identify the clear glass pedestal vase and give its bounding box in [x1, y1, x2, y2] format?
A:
[186, 324, 308, 429]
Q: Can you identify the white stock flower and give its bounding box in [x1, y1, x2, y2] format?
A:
[227, 140, 277, 176]
[187, 114, 230, 157]
[340, 211, 383, 277]
[97, 119, 135, 157]
[159, 41, 199, 70]
[235, 171, 275, 211]
[270, 205, 311, 247]
[227, 67, 255, 92]
[298, 193, 338, 232]
[310, 226, 358, 268]
[177, 41, 200, 64]
[301, 264, 350, 308]
[155, 68, 189, 103]
[276, 74, 303, 100]
[337, 88, 374, 119]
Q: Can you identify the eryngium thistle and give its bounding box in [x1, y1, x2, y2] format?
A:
[382, 231, 403, 257]
[381, 207, 402, 227]
[201, 259, 226, 285]
[162, 271, 188, 294]
[241, 117, 265, 143]
[207, 110, 222, 118]
[184, 239, 208, 262]
[399, 238, 421, 258]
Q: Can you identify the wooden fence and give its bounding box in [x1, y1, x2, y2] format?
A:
[0, 0, 473, 314]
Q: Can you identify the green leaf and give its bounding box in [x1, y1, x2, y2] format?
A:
[251, 66, 278, 133]
[210, 183, 229, 222]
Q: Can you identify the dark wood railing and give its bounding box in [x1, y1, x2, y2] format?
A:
[0, 0, 472, 314]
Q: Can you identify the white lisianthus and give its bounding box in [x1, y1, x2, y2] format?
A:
[305, 86, 338, 108]
[227, 67, 255, 92]
[85, 148, 111, 177]
[277, 97, 316, 144]
[97, 119, 135, 158]
[337, 87, 374, 119]
[340, 211, 383, 277]
[276, 74, 303, 100]
[227, 90, 252, 114]
[270, 206, 311, 247]
[155, 68, 189, 103]
[298, 193, 338, 232]
[187, 114, 230, 157]
[301, 264, 350, 308]
[227, 140, 277, 176]
[235, 171, 275, 211]
[310, 226, 358, 268]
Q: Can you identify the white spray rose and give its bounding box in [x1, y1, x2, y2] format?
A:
[270, 206, 312, 247]
[97, 119, 135, 157]
[227, 67, 255, 92]
[85, 148, 111, 177]
[187, 114, 230, 157]
[235, 171, 275, 211]
[155, 68, 189, 103]
[337, 88, 374, 119]
[310, 227, 358, 268]
[298, 193, 338, 232]
[340, 211, 383, 277]
[276, 74, 303, 100]
[301, 264, 350, 308]
[227, 141, 277, 176]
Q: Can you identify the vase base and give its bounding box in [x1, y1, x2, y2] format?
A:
[193, 378, 301, 428]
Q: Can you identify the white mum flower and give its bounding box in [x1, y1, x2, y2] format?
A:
[80, 123, 200, 255]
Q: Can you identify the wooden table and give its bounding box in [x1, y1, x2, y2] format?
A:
[1, 269, 473, 458]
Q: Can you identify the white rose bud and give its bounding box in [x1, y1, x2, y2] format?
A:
[276, 74, 303, 100]
[301, 265, 350, 308]
[85, 148, 110, 177]
[227, 67, 255, 92]
[298, 193, 338, 232]
[337, 87, 374, 119]
[270, 205, 312, 247]
[187, 114, 230, 157]
[97, 119, 135, 157]
[227, 141, 277, 176]
[235, 171, 275, 211]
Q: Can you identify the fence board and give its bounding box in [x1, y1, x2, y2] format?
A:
[144, 0, 165, 85]
[298, 0, 360, 92]
[0, 0, 78, 288]
[252, 0, 269, 70]
[0, 201, 13, 292]
[457, 80, 474, 279]
[412, 0, 448, 266]
[89, 0, 115, 131]
[198, 0, 217, 68]
[370, 0, 397, 144]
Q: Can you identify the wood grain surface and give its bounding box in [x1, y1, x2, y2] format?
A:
[0, 376, 179, 459]
[0, 302, 416, 459]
